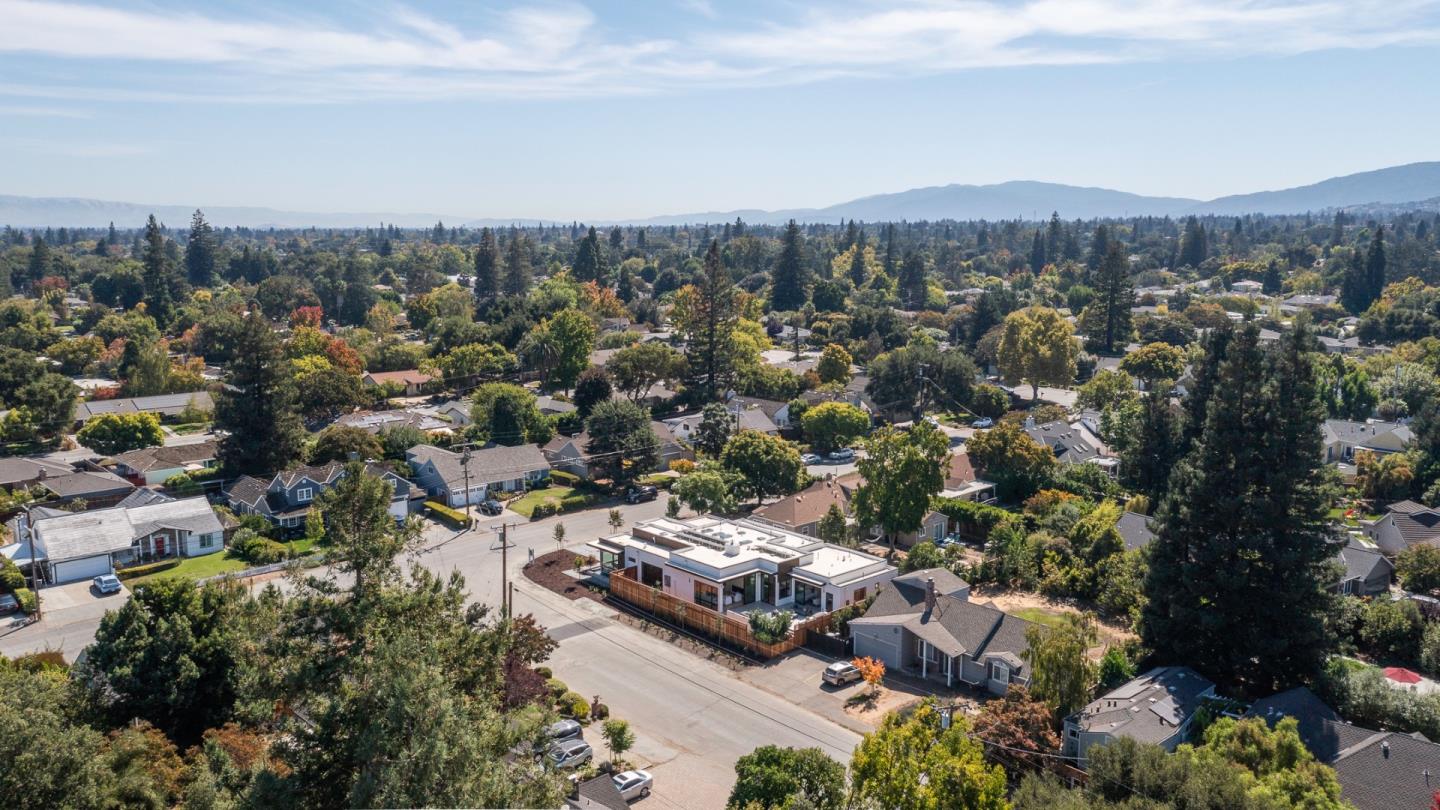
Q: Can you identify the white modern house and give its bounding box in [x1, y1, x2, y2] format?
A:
[591, 515, 897, 616]
[4, 494, 225, 584]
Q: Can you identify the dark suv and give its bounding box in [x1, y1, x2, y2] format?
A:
[625, 485, 658, 504]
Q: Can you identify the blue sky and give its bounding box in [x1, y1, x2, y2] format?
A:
[1, 0, 1438, 220]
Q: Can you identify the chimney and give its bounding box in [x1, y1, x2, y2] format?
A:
[925, 577, 937, 612]
[1382, 741, 1390, 759]
[36, 468, 47, 480]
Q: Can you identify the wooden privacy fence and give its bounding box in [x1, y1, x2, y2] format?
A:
[609, 567, 831, 659]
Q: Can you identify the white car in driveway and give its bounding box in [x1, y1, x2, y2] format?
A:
[92, 574, 122, 595]
[613, 770, 653, 801]
[548, 739, 593, 770]
[828, 448, 856, 462]
[822, 660, 863, 686]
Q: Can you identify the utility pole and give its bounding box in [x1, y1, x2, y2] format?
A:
[25, 509, 40, 621]
[492, 521, 517, 619]
[459, 442, 474, 530]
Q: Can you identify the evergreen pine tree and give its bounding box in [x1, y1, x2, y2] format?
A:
[141, 214, 175, 326]
[1366, 226, 1387, 303]
[1178, 216, 1208, 268]
[1028, 230, 1046, 274]
[1078, 240, 1134, 354]
[1122, 388, 1182, 500]
[882, 224, 896, 277]
[25, 235, 49, 287]
[1340, 249, 1373, 315]
[572, 226, 606, 283]
[1180, 323, 1231, 455]
[683, 241, 739, 402]
[1086, 225, 1109, 275]
[848, 242, 868, 288]
[184, 209, 216, 287]
[215, 313, 306, 475]
[897, 251, 927, 310]
[1142, 324, 1335, 693]
[609, 226, 624, 252]
[769, 219, 808, 311]
[1262, 259, 1283, 295]
[1045, 212, 1064, 261]
[471, 228, 498, 301]
[503, 228, 531, 296]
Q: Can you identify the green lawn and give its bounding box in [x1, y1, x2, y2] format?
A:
[170, 422, 212, 435]
[1008, 606, 1069, 629]
[507, 486, 578, 518]
[128, 552, 249, 586]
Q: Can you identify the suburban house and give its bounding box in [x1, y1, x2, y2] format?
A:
[1116, 511, 1157, 552]
[407, 443, 550, 507]
[1337, 539, 1394, 596]
[73, 391, 214, 426]
[1363, 500, 1440, 556]
[1322, 419, 1412, 467]
[5, 494, 225, 584]
[833, 471, 947, 548]
[1063, 667, 1217, 768]
[0, 457, 76, 492]
[111, 440, 218, 485]
[543, 422, 692, 480]
[751, 478, 853, 536]
[533, 395, 576, 416]
[332, 409, 452, 434]
[591, 515, 896, 617]
[33, 466, 135, 506]
[228, 462, 421, 528]
[1231, 279, 1264, 295]
[939, 452, 997, 502]
[850, 568, 1033, 694]
[434, 400, 473, 426]
[663, 402, 780, 444]
[1248, 686, 1440, 810]
[361, 369, 436, 397]
[1024, 419, 1119, 477]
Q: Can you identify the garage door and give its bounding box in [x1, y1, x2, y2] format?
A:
[52, 554, 113, 584]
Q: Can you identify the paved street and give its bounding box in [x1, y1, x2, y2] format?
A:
[1, 498, 864, 809]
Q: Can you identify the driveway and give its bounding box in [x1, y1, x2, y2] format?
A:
[0, 579, 129, 658]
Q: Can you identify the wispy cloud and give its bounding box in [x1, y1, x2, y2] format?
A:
[4, 137, 152, 157]
[0, 0, 1436, 102]
[0, 104, 90, 117]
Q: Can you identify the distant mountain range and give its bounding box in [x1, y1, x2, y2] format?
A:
[4, 162, 1439, 228]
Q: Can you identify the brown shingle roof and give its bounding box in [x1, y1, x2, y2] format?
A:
[752, 479, 851, 529]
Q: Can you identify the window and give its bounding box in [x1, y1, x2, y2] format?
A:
[825, 592, 834, 612]
[992, 662, 1010, 682]
[694, 582, 718, 611]
[296, 487, 313, 502]
[853, 587, 867, 603]
[663, 574, 671, 589]
[1068, 729, 1078, 739]
[199, 533, 215, 549]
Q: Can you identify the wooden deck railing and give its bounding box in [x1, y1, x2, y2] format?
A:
[608, 566, 831, 659]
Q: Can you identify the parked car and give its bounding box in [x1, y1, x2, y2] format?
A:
[828, 448, 856, 462]
[971, 417, 994, 429]
[613, 770, 654, 801]
[92, 574, 122, 595]
[626, 485, 659, 504]
[0, 593, 18, 614]
[478, 499, 504, 516]
[548, 739, 593, 769]
[822, 660, 863, 686]
[801, 453, 822, 465]
[546, 719, 583, 742]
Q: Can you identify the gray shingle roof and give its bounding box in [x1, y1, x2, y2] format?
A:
[1071, 667, 1214, 745]
[851, 572, 1030, 670]
[32, 496, 222, 562]
[1116, 511, 1156, 552]
[112, 440, 219, 473]
[41, 469, 134, 499]
[1338, 540, 1392, 587]
[409, 443, 549, 486]
[1024, 420, 1103, 464]
[75, 391, 213, 421]
[0, 457, 74, 488]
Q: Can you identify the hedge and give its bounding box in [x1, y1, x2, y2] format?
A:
[426, 500, 474, 529]
[116, 558, 181, 581]
[637, 473, 676, 490]
[15, 587, 36, 613]
[531, 493, 595, 519]
[934, 496, 1018, 540]
[548, 470, 581, 487]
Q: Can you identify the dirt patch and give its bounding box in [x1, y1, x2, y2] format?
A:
[612, 611, 747, 671]
[843, 685, 924, 723]
[971, 588, 1136, 650]
[522, 550, 605, 603]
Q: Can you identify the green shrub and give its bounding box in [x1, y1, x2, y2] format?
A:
[568, 695, 591, 721]
[547, 678, 569, 698]
[15, 587, 36, 613]
[230, 529, 289, 565]
[637, 473, 674, 490]
[0, 557, 25, 591]
[425, 500, 474, 529]
[549, 470, 581, 487]
[116, 558, 181, 580]
[747, 610, 795, 644]
[536, 666, 553, 680]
